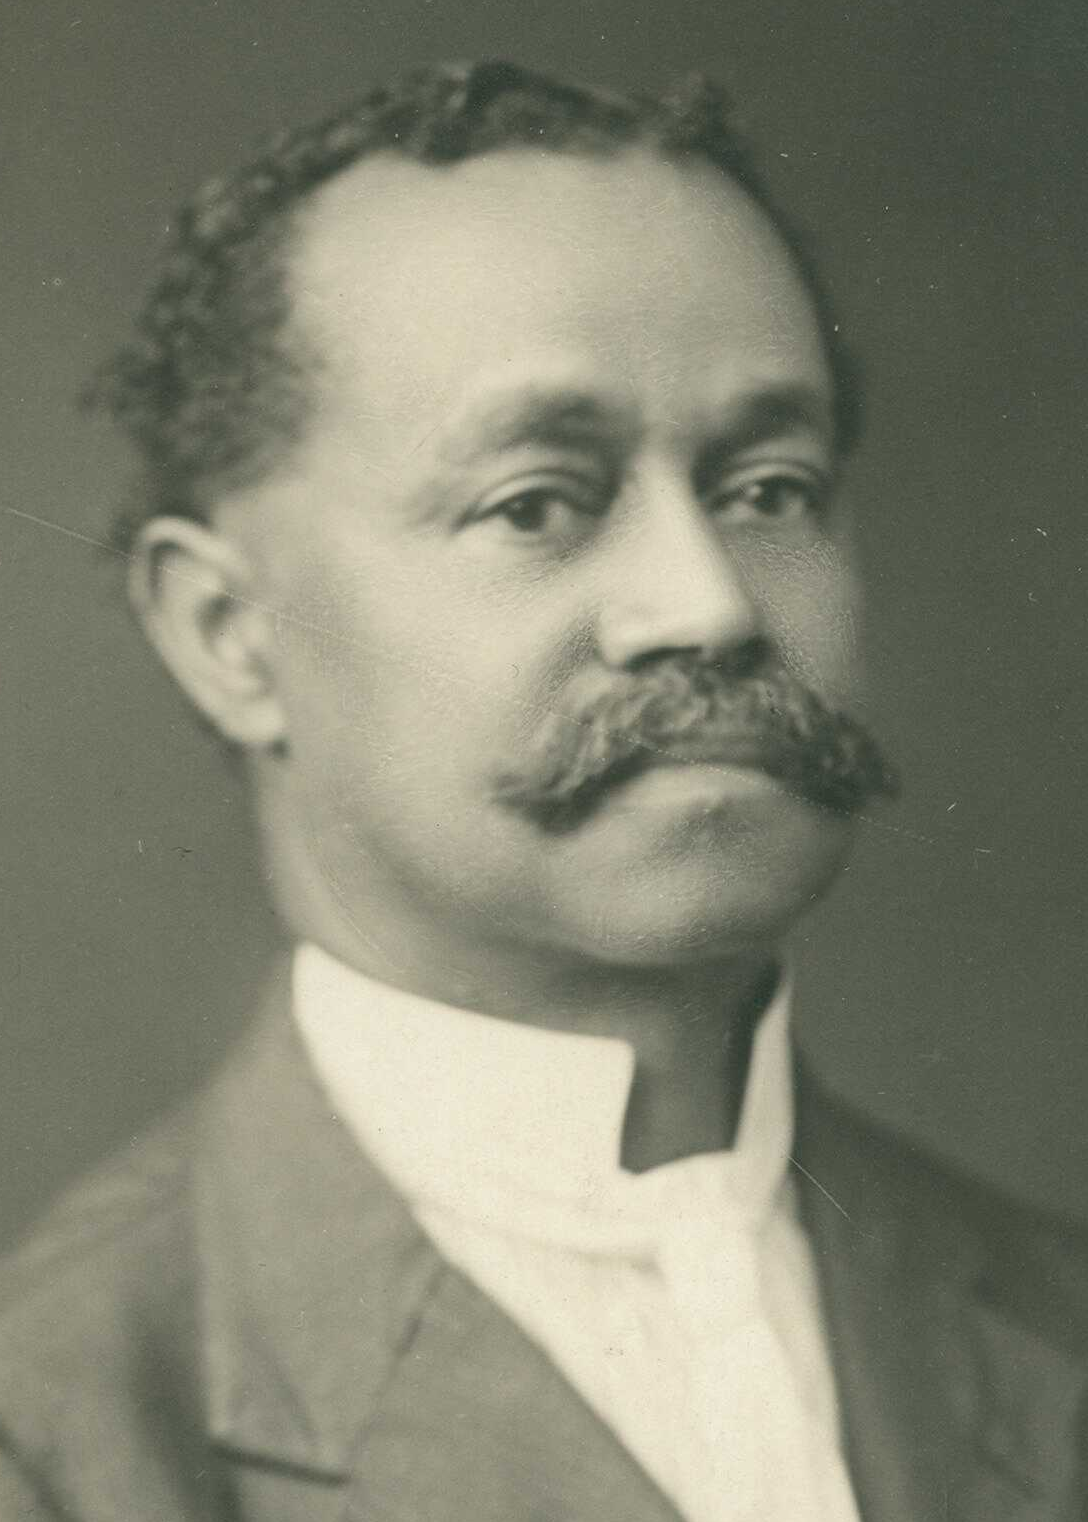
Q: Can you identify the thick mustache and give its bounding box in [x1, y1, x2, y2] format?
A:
[494, 655, 900, 830]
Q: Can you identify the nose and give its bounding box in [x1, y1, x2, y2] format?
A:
[596, 475, 766, 672]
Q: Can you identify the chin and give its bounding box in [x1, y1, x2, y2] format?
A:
[552, 801, 856, 967]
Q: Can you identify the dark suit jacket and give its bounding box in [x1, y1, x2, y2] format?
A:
[2, 987, 1087, 1522]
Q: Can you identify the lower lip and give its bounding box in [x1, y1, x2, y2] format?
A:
[613, 760, 783, 806]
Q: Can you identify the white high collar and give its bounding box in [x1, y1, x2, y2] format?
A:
[293, 942, 795, 1257]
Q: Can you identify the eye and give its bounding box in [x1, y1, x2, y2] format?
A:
[472, 480, 603, 549]
[496, 490, 569, 535]
[714, 471, 829, 524]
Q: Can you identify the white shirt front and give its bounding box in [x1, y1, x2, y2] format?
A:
[293, 944, 861, 1521]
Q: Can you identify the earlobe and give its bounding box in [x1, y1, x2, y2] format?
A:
[128, 516, 287, 751]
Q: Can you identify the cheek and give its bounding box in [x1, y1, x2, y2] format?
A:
[271, 548, 449, 705]
[753, 540, 864, 701]
[272, 584, 528, 793]
[265, 522, 594, 780]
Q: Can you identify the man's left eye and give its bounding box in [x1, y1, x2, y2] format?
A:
[714, 473, 827, 522]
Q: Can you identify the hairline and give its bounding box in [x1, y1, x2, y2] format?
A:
[275, 138, 839, 467]
[95, 70, 862, 551]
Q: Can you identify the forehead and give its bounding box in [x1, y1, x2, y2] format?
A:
[287, 147, 830, 447]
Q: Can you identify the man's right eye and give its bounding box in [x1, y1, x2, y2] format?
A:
[473, 483, 600, 548]
[495, 491, 570, 534]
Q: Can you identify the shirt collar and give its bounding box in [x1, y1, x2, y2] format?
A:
[293, 942, 795, 1255]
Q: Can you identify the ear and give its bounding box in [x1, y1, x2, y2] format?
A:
[128, 516, 287, 750]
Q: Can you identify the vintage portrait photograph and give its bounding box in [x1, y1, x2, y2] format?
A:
[3, 1, 1086, 1516]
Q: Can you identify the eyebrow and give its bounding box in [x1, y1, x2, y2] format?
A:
[435, 379, 836, 468]
[715, 384, 836, 448]
[436, 389, 629, 465]
[688, 386, 837, 500]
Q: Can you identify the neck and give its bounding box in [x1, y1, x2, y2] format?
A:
[435, 949, 779, 1169]
[612, 959, 779, 1171]
[307, 908, 780, 1171]
[261, 786, 784, 1171]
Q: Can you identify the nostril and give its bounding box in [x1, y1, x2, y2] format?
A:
[625, 645, 687, 675]
[625, 634, 769, 680]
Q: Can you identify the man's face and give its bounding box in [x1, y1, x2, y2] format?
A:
[229, 147, 866, 977]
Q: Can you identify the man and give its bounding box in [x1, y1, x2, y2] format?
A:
[1, 60, 1085, 1522]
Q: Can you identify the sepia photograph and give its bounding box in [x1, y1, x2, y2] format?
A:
[3, 1, 1086, 1517]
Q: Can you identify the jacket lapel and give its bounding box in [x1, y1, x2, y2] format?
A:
[194, 991, 679, 1522]
[953, 1297, 1086, 1520]
[193, 979, 1085, 1522]
[343, 1261, 680, 1522]
[794, 1069, 1087, 1522]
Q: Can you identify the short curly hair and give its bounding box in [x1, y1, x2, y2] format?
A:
[90, 60, 861, 553]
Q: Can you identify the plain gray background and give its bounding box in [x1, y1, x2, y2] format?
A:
[4, 0, 1086, 1250]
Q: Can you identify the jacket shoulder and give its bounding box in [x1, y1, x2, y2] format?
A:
[1, 1112, 190, 1297]
[800, 1071, 1088, 1353]
[0, 1109, 221, 1514]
